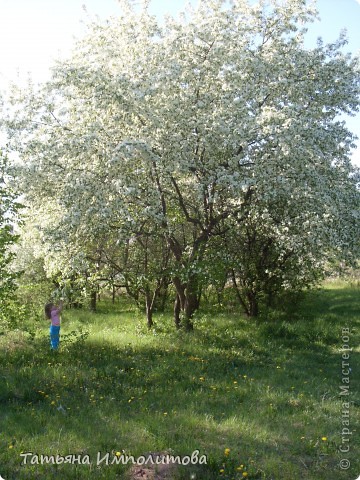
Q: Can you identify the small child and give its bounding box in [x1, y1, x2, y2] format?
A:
[45, 300, 63, 350]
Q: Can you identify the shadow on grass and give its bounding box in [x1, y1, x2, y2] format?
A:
[1, 287, 359, 479]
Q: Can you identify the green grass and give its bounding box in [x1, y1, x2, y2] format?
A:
[0, 283, 359, 479]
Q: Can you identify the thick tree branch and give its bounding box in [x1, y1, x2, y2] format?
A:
[170, 175, 202, 228]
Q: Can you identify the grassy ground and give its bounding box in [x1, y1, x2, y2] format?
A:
[0, 282, 359, 480]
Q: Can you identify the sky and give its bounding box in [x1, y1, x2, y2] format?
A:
[0, 0, 359, 165]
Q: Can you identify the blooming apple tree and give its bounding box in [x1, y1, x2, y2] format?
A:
[4, 0, 360, 325]
[0, 151, 23, 325]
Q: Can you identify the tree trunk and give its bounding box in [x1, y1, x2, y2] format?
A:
[90, 290, 97, 312]
[145, 290, 155, 329]
[247, 292, 259, 317]
[184, 293, 197, 331]
[174, 294, 181, 329]
[146, 302, 154, 329]
[231, 269, 250, 316]
[172, 276, 200, 330]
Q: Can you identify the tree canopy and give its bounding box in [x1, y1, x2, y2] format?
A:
[0, 151, 22, 322]
[3, 0, 360, 327]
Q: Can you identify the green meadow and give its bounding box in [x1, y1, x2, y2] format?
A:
[1, 282, 359, 480]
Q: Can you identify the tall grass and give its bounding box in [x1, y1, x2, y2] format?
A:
[0, 283, 359, 479]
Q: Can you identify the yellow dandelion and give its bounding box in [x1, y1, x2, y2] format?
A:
[8, 445, 13, 449]
[115, 451, 121, 457]
[321, 436, 327, 441]
[242, 473, 248, 478]
[224, 448, 230, 456]
[219, 469, 225, 473]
